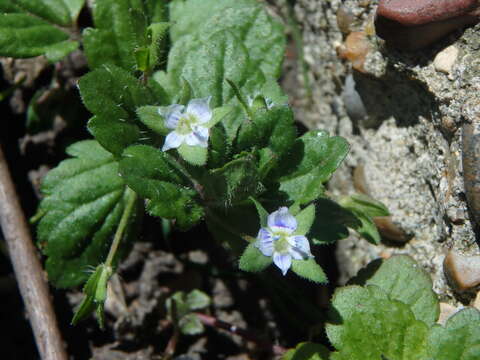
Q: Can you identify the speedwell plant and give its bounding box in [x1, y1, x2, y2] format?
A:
[0, 0, 386, 326]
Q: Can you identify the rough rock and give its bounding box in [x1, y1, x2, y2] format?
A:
[293, 0, 480, 305]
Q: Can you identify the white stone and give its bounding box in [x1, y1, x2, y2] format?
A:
[433, 45, 459, 75]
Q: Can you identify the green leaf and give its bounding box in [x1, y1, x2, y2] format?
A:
[83, 0, 137, 70]
[330, 296, 429, 360]
[357, 255, 439, 327]
[276, 131, 349, 204]
[166, 291, 190, 319]
[340, 194, 389, 245]
[282, 342, 330, 360]
[79, 65, 154, 119]
[146, 22, 169, 71]
[427, 308, 480, 360]
[170, 0, 256, 41]
[327, 285, 431, 360]
[291, 258, 327, 284]
[0, 0, 84, 59]
[37, 140, 140, 288]
[236, 105, 296, 160]
[308, 198, 359, 245]
[119, 145, 204, 229]
[208, 124, 229, 169]
[239, 243, 272, 272]
[0, 14, 70, 58]
[205, 154, 261, 207]
[78, 65, 155, 155]
[185, 289, 211, 310]
[326, 285, 389, 349]
[83, 0, 167, 70]
[44, 40, 78, 62]
[136, 105, 169, 135]
[179, 313, 205, 335]
[71, 263, 112, 328]
[250, 197, 268, 227]
[166, 31, 252, 108]
[0, 0, 84, 27]
[170, 0, 285, 78]
[88, 116, 141, 156]
[178, 143, 208, 166]
[340, 193, 390, 218]
[294, 204, 315, 236]
[349, 209, 381, 245]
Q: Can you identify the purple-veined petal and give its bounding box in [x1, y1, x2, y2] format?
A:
[186, 97, 212, 124]
[255, 228, 274, 257]
[288, 235, 312, 260]
[185, 126, 209, 147]
[159, 104, 185, 129]
[273, 252, 292, 275]
[162, 131, 185, 151]
[267, 207, 297, 234]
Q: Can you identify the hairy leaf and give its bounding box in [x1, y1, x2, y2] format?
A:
[205, 154, 261, 207]
[0, 0, 84, 59]
[427, 308, 480, 360]
[340, 193, 390, 218]
[291, 259, 327, 284]
[37, 140, 140, 288]
[276, 131, 349, 204]
[84, 0, 167, 70]
[119, 145, 203, 229]
[239, 243, 272, 272]
[170, 0, 285, 78]
[236, 105, 296, 160]
[294, 204, 315, 236]
[330, 295, 429, 360]
[356, 255, 439, 327]
[327, 284, 430, 360]
[309, 198, 359, 245]
[78, 65, 155, 155]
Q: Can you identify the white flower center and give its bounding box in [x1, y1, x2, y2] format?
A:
[273, 231, 291, 254]
[176, 113, 199, 135]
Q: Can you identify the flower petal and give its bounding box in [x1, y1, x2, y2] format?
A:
[162, 131, 185, 151]
[159, 104, 185, 129]
[268, 207, 297, 234]
[185, 126, 209, 147]
[255, 228, 274, 257]
[186, 97, 212, 124]
[288, 235, 313, 260]
[273, 253, 292, 275]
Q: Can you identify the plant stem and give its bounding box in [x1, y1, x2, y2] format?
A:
[194, 312, 287, 356]
[0, 145, 67, 360]
[105, 187, 137, 267]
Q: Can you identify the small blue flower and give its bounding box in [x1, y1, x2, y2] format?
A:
[160, 97, 212, 151]
[255, 207, 313, 275]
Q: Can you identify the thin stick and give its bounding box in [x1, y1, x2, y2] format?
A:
[0, 145, 67, 360]
[194, 312, 287, 356]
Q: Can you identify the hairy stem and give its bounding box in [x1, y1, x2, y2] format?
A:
[105, 187, 137, 267]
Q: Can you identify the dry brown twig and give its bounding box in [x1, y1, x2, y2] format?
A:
[0, 145, 67, 360]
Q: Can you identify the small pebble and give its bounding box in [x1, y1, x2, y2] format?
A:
[337, 31, 372, 73]
[444, 251, 480, 291]
[374, 216, 412, 243]
[433, 45, 459, 75]
[437, 302, 460, 325]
